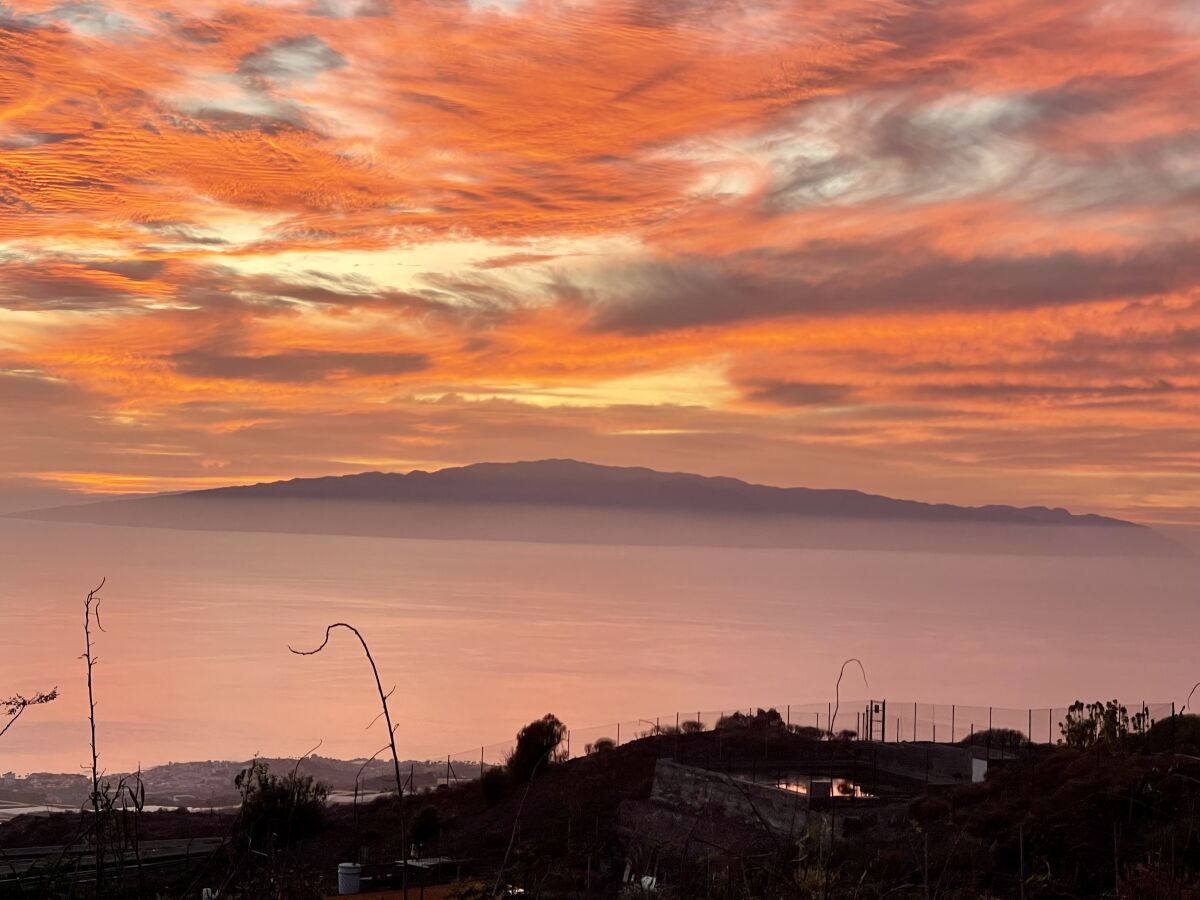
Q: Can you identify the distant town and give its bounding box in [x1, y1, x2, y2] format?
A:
[1, 756, 472, 814]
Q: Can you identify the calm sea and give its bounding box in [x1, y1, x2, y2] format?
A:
[1, 517, 1196, 773]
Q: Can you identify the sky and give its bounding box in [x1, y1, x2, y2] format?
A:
[0, 0, 1198, 522]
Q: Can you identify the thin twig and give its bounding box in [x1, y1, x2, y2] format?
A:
[0, 687, 58, 740]
[1183, 682, 1200, 714]
[832, 657, 868, 736]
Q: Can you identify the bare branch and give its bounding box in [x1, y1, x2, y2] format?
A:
[831, 657, 869, 736]
[1184, 681, 1200, 714]
[0, 687, 58, 740]
[83, 578, 106, 891]
[290, 739, 324, 779]
[289, 623, 404, 799]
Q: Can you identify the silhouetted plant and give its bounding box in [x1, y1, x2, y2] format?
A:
[585, 737, 615, 754]
[958, 727, 1028, 748]
[82, 578, 106, 891]
[234, 759, 329, 846]
[1144, 713, 1200, 753]
[493, 715, 563, 897]
[0, 687, 57, 739]
[679, 719, 705, 734]
[786, 724, 824, 740]
[288, 623, 403, 800]
[506, 713, 566, 782]
[290, 622, 412, 889]
[1060, 699, 1131, 750]
[831, 657, 868, 737]
[717, 707, 786, 731]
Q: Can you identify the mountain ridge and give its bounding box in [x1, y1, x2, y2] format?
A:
[15, 459, 1185, 556]
[164, 458, 1132, 528]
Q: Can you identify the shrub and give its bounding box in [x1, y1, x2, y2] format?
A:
[1059, 700, 1130, 751]
[680, 719, 705, 734]
[234, 761, 328, 846]
[585, 737, 615, 754]
[787, 725, 824, 740]
[1142, 714, 1200, 754]
[957, 728, 1028, 748]
[716, 708, 785, 731]
[506, 713, 566, 782]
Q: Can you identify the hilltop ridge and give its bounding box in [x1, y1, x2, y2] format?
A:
[175, 458, 1132, 527]
[15, 459, 1183, 555]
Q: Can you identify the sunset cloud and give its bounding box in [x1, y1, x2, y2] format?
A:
[0, 0, 1197, 520]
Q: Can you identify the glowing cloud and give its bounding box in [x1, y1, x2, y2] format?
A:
[0, 0, 1197, 520]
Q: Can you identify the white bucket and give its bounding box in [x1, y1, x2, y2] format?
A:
[337, 862, 362, 895]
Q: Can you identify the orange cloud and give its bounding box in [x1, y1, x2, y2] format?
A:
[0, 0, 1197, 520]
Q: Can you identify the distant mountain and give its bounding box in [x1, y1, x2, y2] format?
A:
[16, 460, 1184, 556]
[180, 459, 1131, 527]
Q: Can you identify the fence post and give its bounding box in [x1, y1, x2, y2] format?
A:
[787, 705, 790, 729]
[1028, 708, 1032, 744]
[881, 700, 887, 742]
[616, 722, 620, 746]
[951, 705, 955, 743]
[566, 731, 570, 760]
[480, 747, 484, 780]
[913, 702, 917, 741]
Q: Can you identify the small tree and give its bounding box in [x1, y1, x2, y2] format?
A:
[506, 714, 565, 782]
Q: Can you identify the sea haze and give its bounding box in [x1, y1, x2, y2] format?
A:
[1, 508, 1196, 774]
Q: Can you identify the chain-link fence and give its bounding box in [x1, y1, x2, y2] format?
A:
[435, 698, 1176, 784]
